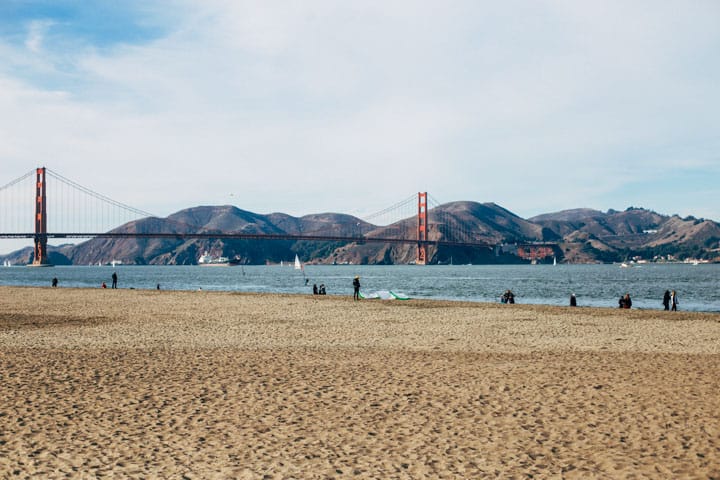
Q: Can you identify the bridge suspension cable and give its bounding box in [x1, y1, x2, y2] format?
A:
[361, 194, 417, 224]
[0, 167, 158, 239]
[45, 169, 155, 219]
[2, 167, 522, 267]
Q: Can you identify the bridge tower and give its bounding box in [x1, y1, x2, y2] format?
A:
[417, 192, 428, 265]
[31, 167, 50, 266]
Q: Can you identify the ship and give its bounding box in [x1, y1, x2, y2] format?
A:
[198, 251, 242, 266]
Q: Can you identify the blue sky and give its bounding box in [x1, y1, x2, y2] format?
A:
[1, 0, 719, 232]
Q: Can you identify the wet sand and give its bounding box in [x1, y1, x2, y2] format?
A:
[1, 286, 719, 478]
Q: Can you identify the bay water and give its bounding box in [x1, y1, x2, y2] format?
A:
[1, 264, 718, 313]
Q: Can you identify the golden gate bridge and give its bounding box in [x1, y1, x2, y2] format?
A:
[0, 167, 556, 266]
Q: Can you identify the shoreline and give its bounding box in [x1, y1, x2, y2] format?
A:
[3, 262, 719, 313]
[2, 283, 720, 314]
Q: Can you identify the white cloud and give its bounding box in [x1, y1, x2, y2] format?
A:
[24, 20, 53, 53]
[0, 0, 719, 233]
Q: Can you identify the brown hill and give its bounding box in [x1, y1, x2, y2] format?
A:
[3, 204, 718, 265]
[534, 207, 720, 263]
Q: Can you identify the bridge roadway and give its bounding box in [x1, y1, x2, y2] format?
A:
[0, 232, 556, 249]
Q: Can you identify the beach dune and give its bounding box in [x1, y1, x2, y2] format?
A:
[1, 287, 718, 478]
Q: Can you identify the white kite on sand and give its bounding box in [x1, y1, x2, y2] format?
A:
[359, 290, 411, 300]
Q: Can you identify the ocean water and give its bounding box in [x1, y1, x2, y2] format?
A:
[2, 263, 718, 313]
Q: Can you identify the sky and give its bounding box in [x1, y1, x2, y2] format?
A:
[1, 0, 719, 231]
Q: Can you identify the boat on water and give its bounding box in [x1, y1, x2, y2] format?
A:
[294, 254, 302, 270]
[198, 251, 241, 266]
[2, 260, 11, 267]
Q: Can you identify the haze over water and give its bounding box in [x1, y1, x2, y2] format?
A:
[2, 263, 718, 313]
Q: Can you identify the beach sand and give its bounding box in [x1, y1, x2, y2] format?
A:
[1, 286, 719, 478]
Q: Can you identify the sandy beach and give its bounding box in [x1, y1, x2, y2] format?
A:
[1, 286, 719, 478]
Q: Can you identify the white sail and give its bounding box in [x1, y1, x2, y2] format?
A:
[294, 254, 302, 270]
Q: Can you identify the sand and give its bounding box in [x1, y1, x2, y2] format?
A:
[1, 286, 719, 478]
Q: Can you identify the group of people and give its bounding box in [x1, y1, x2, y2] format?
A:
[500, 289, 515, 304]
[618, 293, 632, 309]
[662, 290, 679, 311]
[51, 272, 119, 289]
[308, 276, 357, 298]
[618, 290, 680, 310]
[50, 271, 683, 312]
[499, 290, 680, 311]
[101, 272, 119, 289]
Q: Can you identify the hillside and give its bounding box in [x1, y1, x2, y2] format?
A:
[2, 204, 719, 265]
[533, 208, 720, 263]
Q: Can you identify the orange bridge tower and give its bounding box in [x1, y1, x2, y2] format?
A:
[31, 167, 50, 266]
[417, 192, 428, 265]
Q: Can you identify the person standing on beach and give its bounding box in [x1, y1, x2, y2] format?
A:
[111, 272, 118, 289]
[51, 277, 58, 288]
[352, 276, 361, 301]
[662, 290, 671, 310]
[570, 293, 577, 307]
[671, 290, 678, 311]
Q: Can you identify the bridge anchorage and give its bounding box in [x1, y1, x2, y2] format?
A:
[1, 167, 557, 266]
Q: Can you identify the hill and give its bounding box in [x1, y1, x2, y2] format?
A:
[2, 204, 718, 265]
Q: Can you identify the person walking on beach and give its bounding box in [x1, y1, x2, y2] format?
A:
[111, 271, 118, 289]
[51, 277, 58, 288]
[662, 290, 671, 310]
[352, 276, 361, 301]
[671, 290, 679, 311]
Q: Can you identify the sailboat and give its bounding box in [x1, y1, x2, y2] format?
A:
[553, 256, 557, 266]
[294, 254, 302, 270]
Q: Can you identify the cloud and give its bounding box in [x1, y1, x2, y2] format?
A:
[0, 0, 719, 233]
[24, 20, 52, 53]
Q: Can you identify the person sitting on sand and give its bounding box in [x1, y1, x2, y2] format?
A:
[319, 284, 326, 295]
[501, 290, 515, 304]
[619, 293, 632, 309]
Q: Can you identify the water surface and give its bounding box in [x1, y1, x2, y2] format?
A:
[2, 263, 718, 312]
